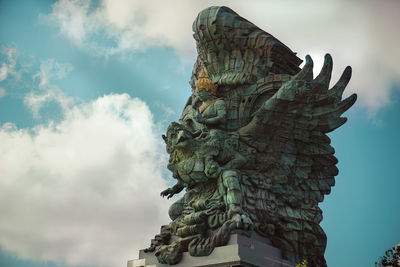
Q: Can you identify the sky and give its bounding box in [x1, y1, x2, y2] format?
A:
[0, 0, 399, 267]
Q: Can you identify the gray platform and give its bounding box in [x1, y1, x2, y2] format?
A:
[127, 233, 296, 267]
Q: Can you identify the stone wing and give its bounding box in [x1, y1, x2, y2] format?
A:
[237, 54, 356, 264]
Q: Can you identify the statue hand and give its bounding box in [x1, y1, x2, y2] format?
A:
[195, 114, 205, 124]
[160, 188, 174, 199]
[205, 160, 222, 178]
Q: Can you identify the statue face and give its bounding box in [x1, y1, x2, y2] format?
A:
[164, 122, 193, 153]
[197, 88, 213, 101]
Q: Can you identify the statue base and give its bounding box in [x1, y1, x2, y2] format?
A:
[127, 232, 296, 267]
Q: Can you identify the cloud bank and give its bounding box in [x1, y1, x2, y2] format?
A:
[0, 94, 170, 267]
[41, 0, 400, 113]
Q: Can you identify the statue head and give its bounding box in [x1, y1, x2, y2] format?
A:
[195, 68, 217, 97]
[162, 122, 194, 153]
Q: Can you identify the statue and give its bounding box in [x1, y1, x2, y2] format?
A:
[145, 6, 356, 267]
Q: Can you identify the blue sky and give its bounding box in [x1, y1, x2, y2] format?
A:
[0, 1, 399, 267]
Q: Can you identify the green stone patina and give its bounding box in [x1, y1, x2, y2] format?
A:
[144, 6, 356, 267]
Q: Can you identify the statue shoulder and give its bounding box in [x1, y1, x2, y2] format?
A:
[214, 98, 226, 107]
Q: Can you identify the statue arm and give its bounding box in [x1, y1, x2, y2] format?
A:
[160, 180, 185, 199]
[203, 100, 227, 125]
[192, 95, 200, 108]
[204, 148, 247, 178]
[223, 151, 247, 170]
[204, 157, 223, 178]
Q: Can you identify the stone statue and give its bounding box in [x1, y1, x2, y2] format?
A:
[145, 6, 356, 267]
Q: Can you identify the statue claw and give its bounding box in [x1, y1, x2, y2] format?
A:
[160, 188, 173, 198]
[227, 207, 254, 232]
[230, 213, 253, 231]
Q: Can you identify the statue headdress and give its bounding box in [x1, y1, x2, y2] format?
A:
[195, 68, 218, 95]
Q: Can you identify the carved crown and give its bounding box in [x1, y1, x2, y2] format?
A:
[195, 68, 218, 95]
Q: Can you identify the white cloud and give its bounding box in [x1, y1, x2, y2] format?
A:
[0, 48, 75, 118]
[24, 88, 74, 118]
[0, 47, 18, 81]
[44, 0, 93, 47]
[0, 87, 5, 98]
[0, 64, 7, 81]
[26, 59, 75, 118]
[0, 94, 171, 267]
[153, 102, 176, 116]
[41, 0, 400, 113]
[40, 0, 201, 58]
[33, 58, 74, 88]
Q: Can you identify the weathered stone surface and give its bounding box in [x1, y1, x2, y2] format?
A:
[136, 6, 356, 267]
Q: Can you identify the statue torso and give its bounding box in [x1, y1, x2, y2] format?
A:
[170, 151, 209, 185]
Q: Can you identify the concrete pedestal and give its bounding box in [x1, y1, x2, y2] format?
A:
[127, 233, 296, 267]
